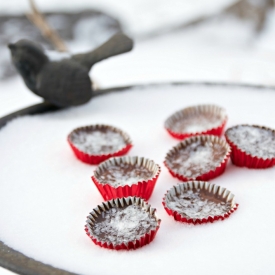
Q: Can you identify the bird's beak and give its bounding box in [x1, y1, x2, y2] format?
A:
[8, 43, 15, 50]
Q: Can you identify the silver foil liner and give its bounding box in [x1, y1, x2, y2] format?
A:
[164, 135, 231, 181]
[68, 124, 132, 164]
[165, 104, 227, 139]
[163, 181, 238, 224]
[225, 124, 275, 168]
[85, 196, 161, 250]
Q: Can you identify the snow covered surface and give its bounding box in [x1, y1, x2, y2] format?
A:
[0, 0, 236, 36]
[2, 2, 275, 273]
[2, 12, 275, 118]
[88, 13, 275, 90]
[1, 84, 275, 274]
[226, 125, 275, 158]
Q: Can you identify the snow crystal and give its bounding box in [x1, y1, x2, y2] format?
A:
[170, 114, 223, 133]
[70, 129, 127, 155]
[226, 125, 275, 159]
[166, 140, 227, 179]
[89, 204, 157, 245]
[98, 162, 154, 187]
[166, 189, 231, 219]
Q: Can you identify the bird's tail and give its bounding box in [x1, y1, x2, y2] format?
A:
[72, 33, 133, 70]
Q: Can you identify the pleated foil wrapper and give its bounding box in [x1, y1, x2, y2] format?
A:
[164, 135, 231, 181]
[85, 196, 161, 250]
[92, 156, 161, 200]
[163, 181, 238, 225]
[225, 124, 275, 169]
[164, 104, 227, 140]
[68, 124, 132, 165]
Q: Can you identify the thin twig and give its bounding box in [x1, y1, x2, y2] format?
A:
[26, 0, 68, 52]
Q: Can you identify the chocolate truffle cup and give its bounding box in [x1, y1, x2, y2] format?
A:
[164, 135, 231, 181]
[68, 124, 132, 165]
[85, 196, 161, 250]
[225, 124, 275, 169]
[165, 104, 227, 140]
[92, 156, 161, 200]
[163, 181, 238, 225]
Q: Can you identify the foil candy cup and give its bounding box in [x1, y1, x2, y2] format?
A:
[92, 156, 161, 200]
[68, 124, 132, 165]
[164, 104, 227, 140]
[225, 124, 275, 169]
[163, 181, 238, 225]
[85, 196, 161, 250]
[164, 135, 231, 181]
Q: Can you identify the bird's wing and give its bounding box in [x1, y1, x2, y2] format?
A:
[36, 60, 93, 107]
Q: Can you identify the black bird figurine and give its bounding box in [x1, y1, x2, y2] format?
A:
[8, 33, 133, 107]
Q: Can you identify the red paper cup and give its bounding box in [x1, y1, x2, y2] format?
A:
[68, 124, 132, 165]
[85, 196, 161, 250]
[165, 104, 227, 140]
[225, 124, 275, 169]
[163, 181, 238, 225]
[92, 156, 161, 200]
[164, 135, 231, 181]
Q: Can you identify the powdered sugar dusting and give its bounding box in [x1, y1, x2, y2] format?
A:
[171, 114, 223, 133]
[70, 129, 127, 155]
[226, 125, 275, 159]
[166, 189, 231, 219]
[166, 140, 227, 178]
[89, 205, 158, 245]
[98, 163, 154, 187]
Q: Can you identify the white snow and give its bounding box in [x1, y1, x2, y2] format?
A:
[1, 84, 275, 275]
[226, 125, 275, 158]
[70, 129, 127, 155]
[88, 204, 158, 245]
[98, 162, 154, 187]
[166, 189, 232, 219]
[165, 139, 227, 178]
[2, 12, 275, 119]
[0, 0, 236, 36]
[90, 17, 275, 89]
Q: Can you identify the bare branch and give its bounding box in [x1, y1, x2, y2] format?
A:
[26, 0, 68, 52]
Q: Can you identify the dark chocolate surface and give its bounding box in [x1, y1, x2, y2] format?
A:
[166, 139, 227, 178]
[70, 126, 128, 155]
[98, 162, 154, 187]
[166, 188, 232, 219]
[226, 125, 275, 158]
[89, 204, 158, 245]
[171, 113, 222, 133]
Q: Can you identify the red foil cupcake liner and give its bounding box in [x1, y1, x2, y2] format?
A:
[85, 196, 161, 250]
[164, 104, 227, 140]
[164, 135, 231, 181]
[68, 124, 132, 165]
[92, 156, 161, 200]
[163, 181, 238, 225]
[225, 125, 275, 169]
